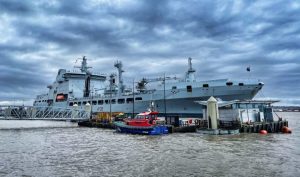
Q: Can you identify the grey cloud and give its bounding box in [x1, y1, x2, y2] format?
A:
[0, 54, 49, 100]
[0, 0, 300, 105]
[0, 0, 34, 15]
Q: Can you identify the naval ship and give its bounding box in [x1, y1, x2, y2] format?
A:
[34, 57, 264, 117]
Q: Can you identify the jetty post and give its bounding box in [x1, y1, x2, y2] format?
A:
[207, 96, 219, 129]
[85, 102, 92, 119]
[72, 103, 79, 119]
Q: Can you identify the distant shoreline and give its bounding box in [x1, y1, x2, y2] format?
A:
[273, 106, 300, 112]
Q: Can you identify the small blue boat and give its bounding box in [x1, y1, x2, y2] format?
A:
[114, 111, 168, 135]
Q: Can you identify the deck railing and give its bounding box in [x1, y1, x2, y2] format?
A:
[0, 105, 90, 121]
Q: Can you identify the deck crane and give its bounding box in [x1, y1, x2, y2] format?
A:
[136, 76, 180, 92]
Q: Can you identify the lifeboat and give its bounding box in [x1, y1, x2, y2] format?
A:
[114, 111, 168, 135]
[56, 95, 65, 100]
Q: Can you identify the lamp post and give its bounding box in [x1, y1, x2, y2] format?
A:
[110, 84, 112, 120]
[132, 79, 135, 118]
[90, 90, 93, 120]
[163, 73, 166, 118]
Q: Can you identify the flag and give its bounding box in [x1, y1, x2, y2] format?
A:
[246, 66, 250, 72]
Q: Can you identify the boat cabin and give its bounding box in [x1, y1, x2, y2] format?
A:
[135, 111, 158, 119]
[126, 111, 159, 127]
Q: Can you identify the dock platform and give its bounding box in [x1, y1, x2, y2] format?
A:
[241, 120, 289, 133]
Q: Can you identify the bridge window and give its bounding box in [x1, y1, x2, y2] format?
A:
[92, 100, 97, 105]
[135, 97, 142, 101]
[98, 100, 103, 105]
[78, 102, 82, 106]
[105, 100, 110, 104]
[118, 99, 125, 104]
[126, 98, 134, 103]
[83, 101, 87, 105]
[239, 83, 244, 86]
[226, 81, 233, 86]
[172, 86, 177, 89]
[203, 84, 209, 87]
[69, 102, 74, 106]
[187, 85, 192, 92]
[111, 99, 116, 104]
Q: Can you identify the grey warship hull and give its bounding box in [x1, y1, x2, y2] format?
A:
[34, 57, 263, 117]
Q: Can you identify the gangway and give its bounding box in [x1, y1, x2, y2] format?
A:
[0, 105, 90, 121]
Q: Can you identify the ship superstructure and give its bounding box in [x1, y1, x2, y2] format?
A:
[34, 57, 264, 117]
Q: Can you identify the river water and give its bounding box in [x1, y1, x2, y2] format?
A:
[0, 112, 299, 177]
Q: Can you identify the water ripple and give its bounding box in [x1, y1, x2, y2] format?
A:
[0, 113, 299, 176]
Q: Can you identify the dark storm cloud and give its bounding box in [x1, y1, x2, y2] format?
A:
[0, 0, 34, 15]
[0, 53, 50, 100]
[0, 0, 300, 105]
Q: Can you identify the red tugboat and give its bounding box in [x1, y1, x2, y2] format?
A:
[114, 111, 169, 135]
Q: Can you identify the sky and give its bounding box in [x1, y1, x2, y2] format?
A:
[0, 0, 299, 106]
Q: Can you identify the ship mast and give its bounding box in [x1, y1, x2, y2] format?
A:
[75, 56, 92, 97]
[114, 61, 125, 95]
[76, 56, 92, 73]
[185, 57, 196, 82]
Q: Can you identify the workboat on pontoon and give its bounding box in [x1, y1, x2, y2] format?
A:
[114, 110, 168, 135]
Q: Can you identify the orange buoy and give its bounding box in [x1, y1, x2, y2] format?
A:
[260, 130, 268, 134]
[282, 126, 292, 134]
